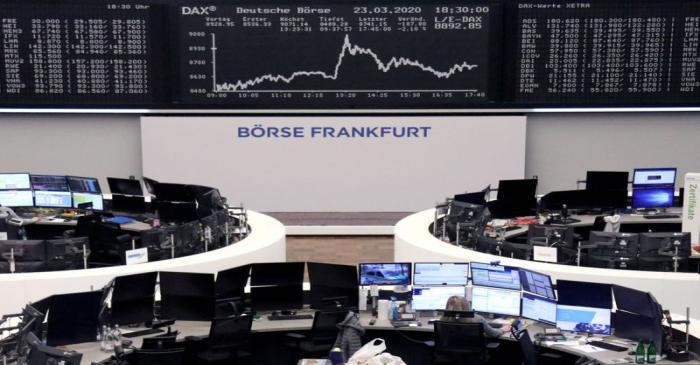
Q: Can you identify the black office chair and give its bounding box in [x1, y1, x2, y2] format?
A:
[286, 310, 348, 359]
[132, 348, 186, 365]
[432, 321, 489, 365]
[501, 241, 533, 260]
[187, 314, 254, 365]
[511, 328, 562, 365]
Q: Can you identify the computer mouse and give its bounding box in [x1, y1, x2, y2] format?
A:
[369, 319, 376, 326]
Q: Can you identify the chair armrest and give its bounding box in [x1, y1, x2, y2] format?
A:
[423, 341, 435, 348]
[286, 333, 306, 341]
[541, 352, 563, 359]
[486, 342, 500, 349]
[185, 335, 208, 342]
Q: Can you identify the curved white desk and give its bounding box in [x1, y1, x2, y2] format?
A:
[0, 211, 286, 317]
[395, 209, 700, 338]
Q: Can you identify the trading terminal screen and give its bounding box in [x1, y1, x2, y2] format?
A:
[471, 262, 521, 290]
[34, 191, 72, 209]
[0, 174, 31, 190]
[556, 304, 611, 335]
[72, 193, 104, 211]
[30, 175, 70, 192]
[471, 286, 521, 316]
[519, 268, 556, 300]
[413, 263, 469, 286]
[67, 177, 101, 194]
[0, 190, 34, 207]
[521, 292, 556, 326]
[412, 286, 466, 311]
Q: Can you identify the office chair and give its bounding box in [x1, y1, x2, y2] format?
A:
[431, 321, 491, 365]
[501, 241, 533, 260]
[132, 348, 186, 365]
[286, 310, 348, 359]
[511, 328, 562, 365]
[187, 314, 254, 364]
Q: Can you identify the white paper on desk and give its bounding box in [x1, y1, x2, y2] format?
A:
[0, 232, 6, 240]
[568, 345, 606, 353]
[547, 340, 581, 347]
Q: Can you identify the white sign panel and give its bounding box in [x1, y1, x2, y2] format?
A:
[125, 247, 149, 265]
[682, 173, 700, 256]
[141, 116, 526, 212]
[533, 246, 558, 263]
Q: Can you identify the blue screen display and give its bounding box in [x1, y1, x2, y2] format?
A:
[471, 262, 521, 290]
[632, 187, 674, 209]
[359, 263, 411, 286]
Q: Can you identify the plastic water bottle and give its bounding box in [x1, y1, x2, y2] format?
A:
[152, 210, 161, 228]
[99, 325, 107, 351]
[390, 297, 399, 321]
[635, 340, 645, 364]
[114, 325, 123, 345]
[647, 339, 656, 364]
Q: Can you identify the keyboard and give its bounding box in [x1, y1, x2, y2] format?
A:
[643, 214, 679, 220]
[122, 328, 164, 338]
[267, 314, 314, 321]
[588, 341, 628, 352]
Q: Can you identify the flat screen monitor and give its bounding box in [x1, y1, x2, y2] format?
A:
[359, 263, 411, 286]
[497, 179, 538, 201]
[154, 183, 194, 202]
[250, 285, 304, 311]
[250, 262, 305, 286]
[454, 186, 489, 205]
[556, 305, 611, 335]
[30, 175, 69, 192]
[216, 264, 251, 299]
[589, 232, 639, 257]
[413, 263, 469, 286]
[46, 291, 103, 346]
[111, 194, 146, 213]
[586, 171, 629, 191]
[633, 168, 676, 187]
[159, 272, 215, 321]
[110, 272, 157, 325]
[632, 187, 674, 209]
[556, 280, 612, 309]
[519, 268, 555, 300]
[107, 177, 143, 196]
[143, 177, 158, 195]
[0, 190, 34, 207]
[412, 286, 466, 311]
[639, 232, 691, 258]
[521, 293, 556, 326]
[614, 311, 663, 350]
[308, 262, 359, 309]
[0, 173, 30, 190]
[471, 286, 521, 316]
[527, 225, 574, 248]
[66, 176, 101, 194]
[71, 192, 103, 211]
[34, 190, 72, 208]
[470, 262, 521, 290]
[612, 285, 658, 318]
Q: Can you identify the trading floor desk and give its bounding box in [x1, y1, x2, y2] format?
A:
[67, 312, 700, 365]
[0, 211, 285, 317]
[395, 209, 700, 338]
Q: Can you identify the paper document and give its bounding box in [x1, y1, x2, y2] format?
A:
[569, 345, 606, 353]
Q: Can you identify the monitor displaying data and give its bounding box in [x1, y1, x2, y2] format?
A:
[412, 286, 466, 311]
[177, 3, 500, 108]
[515, 2, 700, 106]
[30, 175, 69, 192]
[521, 293, 556, 326]
[632, 187, 675, 209]
[556, 305, 611, 335]
[34, 191, 72, 209]
[67, 177, 101, 194]
[0, 174, 31, 190]
[0, 190, 34, 207]
[0, 3, 164, 106]
[471, 286, 520, 316]
[72, 193, 104, 211]
[471, 262, 521, 290]
[414, 263, 469, 286]
[519, 268, 555, 300]
[359, 263, 411, 286]
[633, 168, 677, 187]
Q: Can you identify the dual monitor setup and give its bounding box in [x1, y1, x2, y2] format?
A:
[0, 173, 103, 210]
[360, 262, 664, 348]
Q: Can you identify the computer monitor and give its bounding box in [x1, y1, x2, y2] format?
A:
[250, 285, 304, 311]
[66, 176, 101, 194]
[308, 262, 359, 309]
[216, 264, 251, 299]
[639, 232, 691, 258]
[358, 263, 412, 286]
[155, 201, 197, 222]
[470, 286, 521, 316]
[110, 272, 157, 325]
[412, 286, 466, 311]
[107, 177, 144, 196]
[30, 175, 69, 191]
[143, 177, 158, 195]
[519, 268, 555, 300]
[633, 168, 676, 187]
[0, 173, 31, 190]
[71, 192, 103, 211]
[0, 190, 34, 207]
[159, 272, 215, 321]
[589, 232, 639, 257]
[613, 311, 663, 350]
[494, 179, 538, 218]
[521, 293, 556, 326]
[25, 332, 82, 365]
[470, 262, 521, 290]
[586, 171, 629, 191]
[454, 186, 489, 205]
[612, 285, 658, 318]
[34, 190, 72, 208]
[556, 280, 612, 309]
[111, 194, 147, 213]
[250, 262, 305, 286]
[527, 225, 574, 248]
[632, 187, 674, 209]
[46, 291, 103, 346]
[154, 183, 195, 202]
[556, 304, 611, 335]
[413, 263, 469, 286]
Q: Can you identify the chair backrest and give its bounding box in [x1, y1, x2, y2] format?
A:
[310, 310, 348, 343]
[514, 329, 538, 365]
[133, 348, 185, 365]
[434, 321, 485, 355]
[208, 314, 253, 350]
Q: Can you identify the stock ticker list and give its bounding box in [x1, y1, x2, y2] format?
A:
[0, 4, 157, 105]
[516, 2, 700, 105]
[179, 4, 498, 108]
